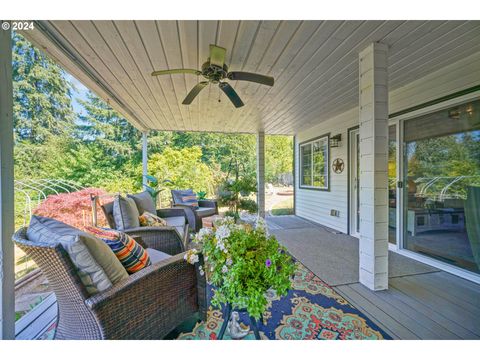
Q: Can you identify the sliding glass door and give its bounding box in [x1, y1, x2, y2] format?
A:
[402, 99, 480, 274]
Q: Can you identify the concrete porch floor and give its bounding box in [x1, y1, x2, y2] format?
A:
[267, 215, 480, 339]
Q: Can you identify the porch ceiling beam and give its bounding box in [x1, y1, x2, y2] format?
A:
[358, 42, 389, 291]
[0, 23, 16, 339]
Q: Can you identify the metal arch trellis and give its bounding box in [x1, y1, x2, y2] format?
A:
[414, 175, 480, 201]
[14, 179, 86, 279]
[14, 179, 86, 224]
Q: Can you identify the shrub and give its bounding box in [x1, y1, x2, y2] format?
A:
[33, 188, 111, 229]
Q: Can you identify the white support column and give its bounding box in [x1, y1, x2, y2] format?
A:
[256, 131, 266, 218]
[142, 131, 148, 190]
[0, 24, 15, 339]
[358, 42, 389, 291]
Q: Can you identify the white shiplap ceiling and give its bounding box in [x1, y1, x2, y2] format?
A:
[23, 20, 480, 134]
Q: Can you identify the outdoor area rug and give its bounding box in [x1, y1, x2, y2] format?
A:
[176, 261, 391, 340]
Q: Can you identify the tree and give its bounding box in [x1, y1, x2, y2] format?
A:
[265, 135, 293, 183]
[12, 33, 75, 144]
[77, 91, 141, 165]
[148, 147, 220, 204]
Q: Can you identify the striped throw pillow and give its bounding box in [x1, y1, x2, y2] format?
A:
[181, 194, 199, 208]
[85, 227, 151, 274]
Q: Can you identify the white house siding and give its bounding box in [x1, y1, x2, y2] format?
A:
[295, 51, 480, 233]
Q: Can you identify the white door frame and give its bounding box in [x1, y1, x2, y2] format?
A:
[348, 127, 360, 238]
[388, 89, 480, 284]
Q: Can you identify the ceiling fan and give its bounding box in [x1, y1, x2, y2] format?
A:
[151, 44, 274, 108]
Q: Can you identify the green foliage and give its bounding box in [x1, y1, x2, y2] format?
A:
[197, 191, 207, 200]
[148, 147, 219, 204]
[77, 91, 141, 165]
[265, 135, 293, 183]
[13, 33, 75, 144]
[191, 218, 296, 319]
[218, 158, 258, 219]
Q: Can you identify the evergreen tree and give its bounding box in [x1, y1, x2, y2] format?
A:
[77, 91, 141, 164]
[12, 33, 75, 143]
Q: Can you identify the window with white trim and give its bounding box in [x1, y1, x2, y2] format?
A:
[299, 135, 329, 190]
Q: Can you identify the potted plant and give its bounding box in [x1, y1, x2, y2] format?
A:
[185, 217, 295, 321]
[217, 158, 258, 220]
[143, 175, 172, 208]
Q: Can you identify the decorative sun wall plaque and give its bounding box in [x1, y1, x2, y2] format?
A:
[332, 158, 345, 174]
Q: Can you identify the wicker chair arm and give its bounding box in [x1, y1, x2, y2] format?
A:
[85, 253, 205, 339]
[173, 204, 200, 231]
[156, 207, 187, 219]
[123, 226, 185, 255]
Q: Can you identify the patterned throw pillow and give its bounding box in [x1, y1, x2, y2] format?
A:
[85, 227, 151, 274]
[181, 194, 199, 208]
[139, 211, 168, 227]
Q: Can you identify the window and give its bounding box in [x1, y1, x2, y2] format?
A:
[403, 99, 480, 274]
[299, 135, 329, 190]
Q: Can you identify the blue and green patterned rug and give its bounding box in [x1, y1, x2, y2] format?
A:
[176, 261, 391, 340]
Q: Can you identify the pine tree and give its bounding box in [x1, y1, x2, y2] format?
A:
[76, 91, 141, 164]
[12, 33, 75, 143]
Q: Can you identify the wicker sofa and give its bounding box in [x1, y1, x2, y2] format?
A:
[13, 227, 207, 340]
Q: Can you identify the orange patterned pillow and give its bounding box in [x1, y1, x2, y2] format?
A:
[85, 227, 151, 274]
[138, 211, 168, 227]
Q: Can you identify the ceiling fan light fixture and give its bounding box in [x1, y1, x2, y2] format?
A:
[151, 44, 274, 108]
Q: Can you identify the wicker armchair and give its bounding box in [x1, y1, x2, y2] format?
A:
[171, 190, 219, 232]
[101, 204, 190, 252]
[13, 227, 207, 340]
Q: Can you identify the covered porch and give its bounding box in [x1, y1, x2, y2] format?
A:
[1, 20, 480, 339]
[15, 216, 480, 339]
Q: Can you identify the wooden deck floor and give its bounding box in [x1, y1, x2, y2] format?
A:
[335, 272, 480, 339]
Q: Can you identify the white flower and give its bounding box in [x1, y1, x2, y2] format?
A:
[255, 216, 269, 235]
[215, 225, 231, 241]
[226, 258, 233, 266]
[216, 239, 226, 251]
[196, 227, 213, 242]
[222, 265, 228, 273]
[184, 249, 199, 264]
[198, 265, 205, 276]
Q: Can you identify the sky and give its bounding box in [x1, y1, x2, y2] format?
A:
[65, 73, 89, 117]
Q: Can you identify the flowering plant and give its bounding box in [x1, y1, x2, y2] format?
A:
[191, 216, 295, 319]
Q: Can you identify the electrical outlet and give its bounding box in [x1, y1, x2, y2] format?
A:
[330, 209, 340, 217]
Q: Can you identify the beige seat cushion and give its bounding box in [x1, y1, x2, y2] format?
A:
[146, 248, 172, 264]
[165, 216, 186, 238]
[27, 216, 129, 295]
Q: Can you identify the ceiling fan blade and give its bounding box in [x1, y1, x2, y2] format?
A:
[209, 45, 226, 67]
[227, 71, 274, 86]
[182, 81, 209, 105]
[151, 69, 201, 76]
[219, 82, 244, 108]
